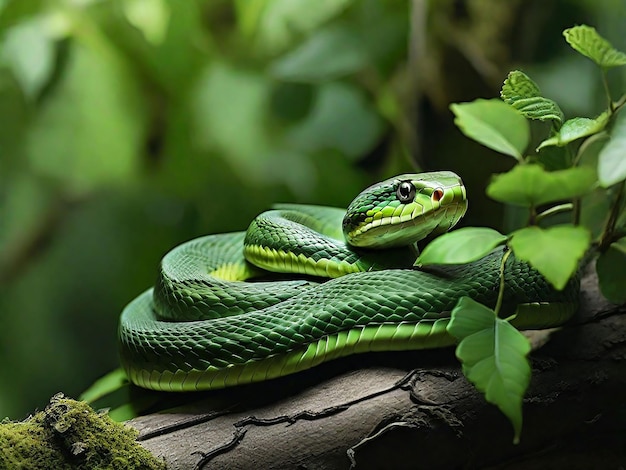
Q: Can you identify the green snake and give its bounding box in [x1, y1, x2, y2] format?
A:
[119, 171, 579, 392]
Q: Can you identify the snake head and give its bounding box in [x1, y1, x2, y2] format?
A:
[343, 171, 468, 248]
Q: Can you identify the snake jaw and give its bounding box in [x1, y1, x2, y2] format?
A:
[343, 171, 467, 248]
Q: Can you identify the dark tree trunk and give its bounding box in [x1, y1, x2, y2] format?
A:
[128, 268, 626, 470]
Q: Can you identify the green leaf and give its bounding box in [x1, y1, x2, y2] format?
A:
[500, 71, 563, 124]
[509, 225, 591, 290]
[243, 0, 354, 54]
[286, 82, 384, 159]
[486, 165, 596, 207]
[450, 99, 530, 160]
[596, 237, 626, 304]
[25, 43, 146, 193]
[2, 18, 55, 99]
[447, 297, 531, 444]
[537, 113, 609, 150]
[270, 25, 368, 81]
[122, 0, 170, 45]
[563, 25, 626, 69]
[192, 61, 314, 191]
[501, 70, 541, 99]
[0, 0, 44, 33]
[79, 368, 161, 422]
[193, 62, 273, 171]
[416, 227, 507, 266]
[577, 134, 611, 238]
[507, 97, 564, 125]
[598, 110, 626, 187]
[80, 368, 129, 404]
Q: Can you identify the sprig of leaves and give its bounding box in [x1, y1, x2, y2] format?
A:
[447, 297, 531, 444]
[423, 24, 626, 442]
[501, 71, 564, 125]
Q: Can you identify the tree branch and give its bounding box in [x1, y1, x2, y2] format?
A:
[127, 267, 626, 469]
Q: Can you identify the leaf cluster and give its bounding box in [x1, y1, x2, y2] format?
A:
[419, 25, 626, 443]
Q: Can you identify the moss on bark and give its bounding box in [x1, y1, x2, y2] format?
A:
[0, 393, 165, 469]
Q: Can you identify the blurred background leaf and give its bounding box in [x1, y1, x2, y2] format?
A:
[0, 0, 624, 419]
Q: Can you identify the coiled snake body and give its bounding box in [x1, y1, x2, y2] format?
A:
[119, 172, 579, 391]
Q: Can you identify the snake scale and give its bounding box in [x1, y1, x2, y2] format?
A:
[119, 172, 579, 391]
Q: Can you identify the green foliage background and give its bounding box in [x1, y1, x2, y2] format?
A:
[0, 0, 624, 420]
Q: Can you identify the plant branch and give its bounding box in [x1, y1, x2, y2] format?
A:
[536, 203, 574, 224]
[600, 69, 614, 113]
[494, 249, 512, 316]
[613, 93, 626, 112]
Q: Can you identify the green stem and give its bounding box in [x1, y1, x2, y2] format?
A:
[574, 131, 609, 167]
[535, 203, 574, 224]
[614, 94, 626, 112]
[601, 69, 614, 113]
[494, 249, 512, 317]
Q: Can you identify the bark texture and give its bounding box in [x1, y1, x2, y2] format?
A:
[128, 269, 626, 470]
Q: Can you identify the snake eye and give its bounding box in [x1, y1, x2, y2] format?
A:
[396, 181, 415, 203]
[432, 188, 444, 202]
